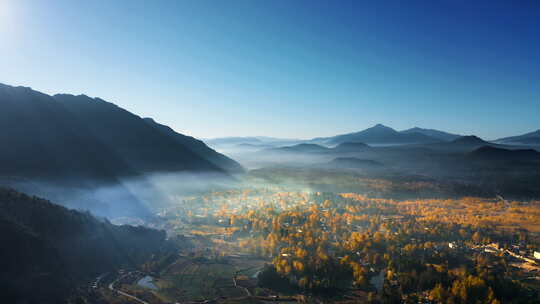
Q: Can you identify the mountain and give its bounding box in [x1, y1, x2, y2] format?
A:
[400, 127, 461, 141]
[0, 84, 135, 180]
[431, 135, 496, 152]
[0, 83, 238, 178]
[511, 137, 540, 144]
[269, 143, 330, 153]
[451, 135, 489, 146]
[54, 93, 226, 174]
[315, 124, 439, 145]
[469, 146, 540, 161]
[332, 142, 370, 152]
[143, 118, 243, 173]
[0, 187, 172, 303]
[496, 129, 540, 144]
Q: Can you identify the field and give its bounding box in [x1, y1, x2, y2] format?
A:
[157, 257, 242, 301]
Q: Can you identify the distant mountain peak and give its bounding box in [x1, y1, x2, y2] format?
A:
[371, 123, 394, 130]
[359, 124, 399, 135]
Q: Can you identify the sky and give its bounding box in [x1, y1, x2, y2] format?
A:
[1, 0, 539, 140]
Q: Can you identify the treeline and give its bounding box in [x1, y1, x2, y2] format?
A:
[198, 190, 539, 303]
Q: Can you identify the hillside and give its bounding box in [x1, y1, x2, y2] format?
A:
[144, 118, 243, 173]
[0, 187, 172, 303]
[0, 84, 135, 180]
[54, 93, 226, 174]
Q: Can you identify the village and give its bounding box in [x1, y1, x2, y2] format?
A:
[81, 187, 540, 303]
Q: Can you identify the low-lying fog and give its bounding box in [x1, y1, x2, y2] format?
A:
[3, 172, 239, 221]
[5, 139, 540, 226]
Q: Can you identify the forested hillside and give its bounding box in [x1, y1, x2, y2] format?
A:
[0, 188, 173, 304]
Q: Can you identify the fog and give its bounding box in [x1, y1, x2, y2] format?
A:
[4, 139, 540, 225]
[2, 171, 239, 222]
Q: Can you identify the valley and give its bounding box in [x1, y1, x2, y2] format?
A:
[3, 2, 540, 303]
[73, 170, 540, 304]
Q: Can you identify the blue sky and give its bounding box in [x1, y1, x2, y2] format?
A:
[1, 0, 539, 139]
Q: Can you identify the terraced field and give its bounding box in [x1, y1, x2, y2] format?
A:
[156, 257, 252, 301]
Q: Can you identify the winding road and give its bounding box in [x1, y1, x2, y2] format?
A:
[108, 273, 150, 304]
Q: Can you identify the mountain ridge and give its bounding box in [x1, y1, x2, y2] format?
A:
[313, 124, 440, 145]
[496, 129, 540, 144]
[0, 83, 240, 178]
[400, 127, 461, 141]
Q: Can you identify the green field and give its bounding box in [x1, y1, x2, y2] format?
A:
[156, 258, 250, 301]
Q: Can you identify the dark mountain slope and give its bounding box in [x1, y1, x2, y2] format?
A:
[317, 124, 439, 145]
[0, 84, 135, 180]
[144, 118, 243, 173]
[54, 93, 224, 174]
[0, 187, 172, 304]
[0, 83, 232, 179]
[469, 146, 540, 161]
[415, 135, 503, 153]
[451, 135, 488, 146]
[401, 127, 461, 141]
